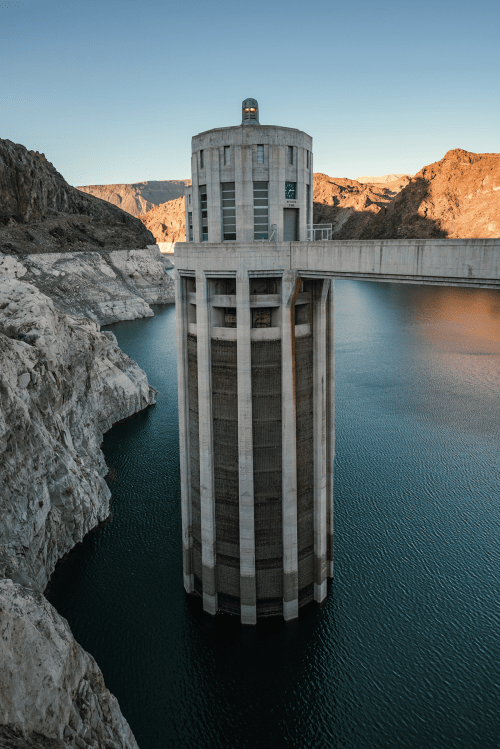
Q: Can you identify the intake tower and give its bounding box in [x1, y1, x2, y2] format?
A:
[176, 99, 334, 624]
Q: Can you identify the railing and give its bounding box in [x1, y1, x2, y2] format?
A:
[307, 223, 332, 241]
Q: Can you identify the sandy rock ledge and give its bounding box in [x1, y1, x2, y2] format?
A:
[0, 278, 153, 747]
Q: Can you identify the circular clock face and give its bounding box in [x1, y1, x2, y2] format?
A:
[285, 182, 296, 199]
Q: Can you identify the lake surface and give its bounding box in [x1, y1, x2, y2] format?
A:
[47, 281, 500, 749]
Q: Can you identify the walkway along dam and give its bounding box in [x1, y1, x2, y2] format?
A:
[174, 237, 500, 624]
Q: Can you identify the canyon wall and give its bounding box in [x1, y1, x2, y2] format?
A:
[0, 139, 155, 256]
[0, 246, 174, 326]
[76, 180, 190, 218]
[0, 278, 155, 747]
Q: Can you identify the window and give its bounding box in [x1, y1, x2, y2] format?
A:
[285, 182, 296, 199]
[253, 181, 268, 240]
[188, 193, 191, 204]
[306, 150, 310, 169]
[200, 150, 204, 169]
[221, 182, 236, 240]
[188, 211, 193, 242]
[252, 308, 271, 328]
[224, 146, 230, 165]
[199, 185, 208, 241]
[306, 185, 310, 228]
[224, 308, 237, 328]
[287, 146, 293, 165]
[257, 145, 264, 164]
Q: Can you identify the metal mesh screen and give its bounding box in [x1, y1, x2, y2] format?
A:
[295, 334, 314, 599]
[212, 339, 240, 604]
[252, 340, 283, 610]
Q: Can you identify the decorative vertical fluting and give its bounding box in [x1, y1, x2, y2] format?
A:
[313, 279, 329, 602]
[176, 272, 193, 593]
[281, 270, 301, 620]
[195, 272, 217, 614]
[236, 273, 257, 624]
[326, 281, 335, 578]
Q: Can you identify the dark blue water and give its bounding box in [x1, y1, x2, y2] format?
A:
[47, 282, 500, 749]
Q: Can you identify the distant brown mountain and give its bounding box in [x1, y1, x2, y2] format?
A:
[313, 174, 410, 238]
[139, 197, 186, 244]
[356, 173, 412, 184]
[113, 149, 500, 244]
[76, 180, 191, 218]
[357, 149, 500, 239]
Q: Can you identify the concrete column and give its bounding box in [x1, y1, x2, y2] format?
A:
[191, 153, 200, 243]
[234, 146, 244, 243]
[268, 145, 285, 242]
[281, 270, 301, 620]
[176, 272, 194, 593]
[241, 145, 254, 242]
[196, 272, 217, 614]
[313, 278, 329, 602]
[297, 147, 306, 241]
[326, 280, 335, 578]
[208, 148, 221, 243]
[236, 272, 256, 624]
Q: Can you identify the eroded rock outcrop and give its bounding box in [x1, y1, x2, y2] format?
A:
[0, 278, 153, 747]
[138, 196, 186, 244]
[312, 173, 410, 238]
[358, 149, 500, 239]
[0, 246, 174, 325]
[0, 580, 138, 749]
[0, 139, 155, 256]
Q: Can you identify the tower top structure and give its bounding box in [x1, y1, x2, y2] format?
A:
[184, 97, 313, 243]
[242, 98, 260, 125]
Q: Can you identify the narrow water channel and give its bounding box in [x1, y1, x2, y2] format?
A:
[47, 281, 500, 749]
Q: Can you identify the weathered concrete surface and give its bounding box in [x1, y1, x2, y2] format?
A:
[175, 239, 500, 288]
[0, 246, 174, 325]
[0, 278, 153, 746]
[175, 235, 500, 623]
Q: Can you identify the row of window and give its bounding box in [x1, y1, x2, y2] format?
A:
[192, 182, 302, 241]
[197, 147, 311, 168]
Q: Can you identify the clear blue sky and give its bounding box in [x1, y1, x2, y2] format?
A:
[1, 0, 499, 185]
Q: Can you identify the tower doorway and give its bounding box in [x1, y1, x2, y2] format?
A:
[283, 208, 298, 241]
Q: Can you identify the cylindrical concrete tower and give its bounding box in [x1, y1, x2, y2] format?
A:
[177, 101, 334, 625]
[184, 98, 313, 244]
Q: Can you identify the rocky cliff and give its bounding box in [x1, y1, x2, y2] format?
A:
[0, 246, 174, 325]
[0, 278, 154, 747]
[0, 139, 155, 256]
[76, 180, 191, 218]
[358, 149, 500, 239]
[312, 173, 410, 238]
[138, 196, 186, 244]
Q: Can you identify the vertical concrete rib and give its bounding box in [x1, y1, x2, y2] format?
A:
[196, 272, 217, 614]
[313, 278, 329, 602]
[176, 272, 193, 593]
[281, 270, 301, 620]
[236, 273, 256, 624]
[326, 281, 335, 578]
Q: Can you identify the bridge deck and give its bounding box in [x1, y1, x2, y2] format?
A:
[174, 239, 500, 289]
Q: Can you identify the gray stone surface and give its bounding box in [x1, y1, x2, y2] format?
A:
[0, 580, 138, 749]
[0, 246, 174, 325]
[0, 278, 154, 746]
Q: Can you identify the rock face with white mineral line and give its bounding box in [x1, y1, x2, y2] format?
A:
[0, 278, 154, 747]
